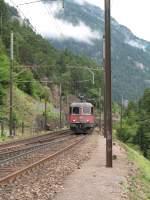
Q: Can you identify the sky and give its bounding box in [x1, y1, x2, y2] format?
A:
[76, 0, 150, 42]
[4, 0, 150, 42]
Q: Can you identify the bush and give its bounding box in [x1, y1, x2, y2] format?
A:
[117, 127, 131, 142]
[116, 123, 138, 143]
[0, 53, 9, 105]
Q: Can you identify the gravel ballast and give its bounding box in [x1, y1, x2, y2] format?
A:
[0, 131, 98, 200]
[54, 134, 130, 200]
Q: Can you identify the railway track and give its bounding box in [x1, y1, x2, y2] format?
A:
[0, 134, 74, 162]
[0, 132, 87, 186]
[0, 130, 73, 168]
[0, 129, 70, 152]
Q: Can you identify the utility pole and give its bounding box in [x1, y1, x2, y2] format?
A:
[101, 95, 104, 135]
[9, 31, 13, 137]
[99, 88, 102, 133]
[62, 0, 65, 8]
[66, 93, 69, 110]
[103, 35, 106, 138]
[59, 83, 62, 129]
[66, 93, 69, 127]
[120, 96, 123, 129]
[0, 12, 2, 38]
[44, 80, 48, 130]
[105, 0, 112, 168]
[44, 98, 47, 130]
[103, 73, 107, 138]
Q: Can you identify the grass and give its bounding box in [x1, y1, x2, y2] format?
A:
[0, 87, 61, 142]
[0, 133, 8, 142]
[120, 142, 150, 200]
[4, 87, 59, 126]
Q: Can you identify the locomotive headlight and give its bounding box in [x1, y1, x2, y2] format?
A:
[86, 119, 90, 123]
[72, 119, 76, 122]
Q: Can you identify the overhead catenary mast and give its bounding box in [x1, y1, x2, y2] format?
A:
[0, 12, 2, 38]
[59, 83, 62, 129]
[99, 88, 102, 133]
[103, 35, 106, 138]
[18, 0, 64, 7]
[120, 96, 123, 129]
[104, 0, 112, 168]
[9, 31, 13, 136]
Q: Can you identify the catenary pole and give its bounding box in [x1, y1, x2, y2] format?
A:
[66, 93, 69, 127]
[99, 88, 102, 133]
[103, 35, 106, 138]
[103, 23, 106, 139]
[44, 81, 48, 130]
[9, 31, 13, 136]
[44, 98, 47, 130]
[120, 96, 123, 129]
[59, 83, 62, 129]
[104, 0, 112, 168]
[0, 12, 2, 38]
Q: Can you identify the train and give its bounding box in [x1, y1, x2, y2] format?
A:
[68, 102, 95, 133]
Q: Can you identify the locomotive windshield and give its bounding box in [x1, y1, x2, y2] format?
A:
[72, 107, 80, 114]
[70, 103, 93, 115]
[83, 106, 93, 114]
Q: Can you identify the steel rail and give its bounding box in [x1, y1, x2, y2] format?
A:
[0, 131, 72, 158]
[0, 136, 86, 186]
[0, 129, 70, 150]
[0, 134, 75, 165]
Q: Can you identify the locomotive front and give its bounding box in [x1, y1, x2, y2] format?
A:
[69, 102, 95, 133]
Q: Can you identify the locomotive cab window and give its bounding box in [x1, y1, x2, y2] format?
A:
[91, 107, 93, 114]
[69, 107, 72, 114]
[72, 107, 80, 114]
[83, 107, 92, 115]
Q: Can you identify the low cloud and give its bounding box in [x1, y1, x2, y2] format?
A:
[43, 20, 100, 44]
[5, 0, 100, 44]
[73, 0, 103, 8]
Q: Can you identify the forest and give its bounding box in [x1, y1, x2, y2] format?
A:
[0, 0, 103, 130]
[116, 88, 150, 161]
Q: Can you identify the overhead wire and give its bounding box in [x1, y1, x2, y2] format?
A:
[9, 0, 37, 33]
[111, 0, 117, 15]
[18, 0, 59, 6]
[18, 0, 43, 6]
[43, 1, 66, 42]
[14, 0, 67, 80]
[11, 0, 65, 40]
[10, 0, 99, 72]
[11, 0, 99, 66]
[42, 0, 99, 80]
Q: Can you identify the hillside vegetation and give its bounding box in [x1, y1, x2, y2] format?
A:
[120, 143, 150, 200]
[44, 0, 150, 101]
[116, 88, 150, 161]
[114, 89, 150, 199]
[0, 0, 102, 131]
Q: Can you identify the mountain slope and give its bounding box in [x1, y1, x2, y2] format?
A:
[1, 0, 103, 125]
[43, 0, 150, 102]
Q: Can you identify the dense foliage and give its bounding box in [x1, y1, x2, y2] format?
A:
[116, 89, 150, 160]
[0, 0, 103, 124]
[0, 42, 9, 105]
[45, 0, 150, 101]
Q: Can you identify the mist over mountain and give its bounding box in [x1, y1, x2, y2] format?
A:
[6, 0, 150, 101]
[40, 0, 150, 102]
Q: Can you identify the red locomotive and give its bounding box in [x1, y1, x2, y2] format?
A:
[69, 102, 95, 133]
